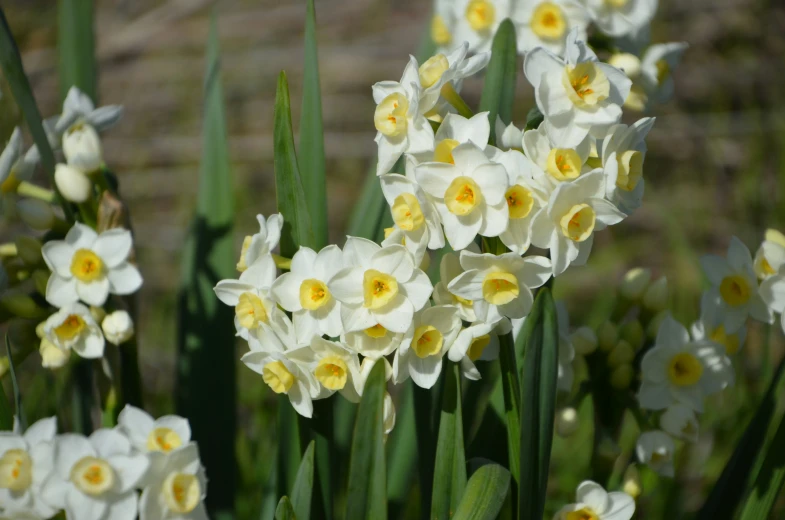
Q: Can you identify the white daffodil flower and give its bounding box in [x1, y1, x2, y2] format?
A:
[522, 124, 594, 189]
[287, 337, 364, 402]
[416, 142, 510, 250]
[582, 0, 657, 38]
[495, 153, 550, 255]
[660, 403, 699, 443]
[373, 58, 434, 176]
[270, 245, 344, 344]
[700, 236, 773, 331]
[512, 0, 590, 56]
[42, 303, 105, 359]
[42, 223, 142, 307]
[448, 318, 507, 380]
[0, 417, 58, 519]
[600, 117, 654, 215]
[635, 430, 675, 477]
[0, 128, 37, 198]
[393, 305, 462, 388]
[412, 112, 491, 165]
[690, 292, 746, 356]
[236, 213, 283, 272]
[417, 43, 491, 115]
[41, 429, 149, 520]
[553, 480, 635, 520]
[54, 163, 92, 203]
[101, 310, 134, 345]
[640, 42, 688, 106]
[754, 228, 785, 280]
[760, 271, 785, 336]
[329, 238, 432, 334]
[448, 250, 552, 322]
[452, 0, 513, 53]
[139, 443, 208, 520]
[433, 246, 480, 321]
[495, 117, 523, 152]
[343, 324, 411, 360]
[39, 337, 71, 369]
[638, 314, 734, 412]
[431, 0, 458, 52]
[530, 170, 626, 276]
[62, 122, 103, 174]
[524, 31, 631, 147]
[56, 86, 124, 137]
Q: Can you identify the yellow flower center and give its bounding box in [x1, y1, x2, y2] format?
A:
[263, 361, 295, 394]
[434, 138, 460, 164]
[374, 93, 409, 137]
[505, 185, 535, 219]
[759, 258, 776, 278]
[364, 324, 388, 339]
[363, 269, 399, 310]
[615, 150, 643, 191]
[605, 0, 628, 7]
[563, 63, 610, 108]
[419, 54, 450, 88]
[466, 0, 496, 31]
[412, 325, 444, 358]
[667, 352, 704, 386]
[54, 313, 87, 342]
[236, 235, 252, 272]
[719, 275, 751, 307]
[467, 334, 491, 361]
[710, 325, 741, 356]
[655, 59, 670, 84]
[0, 449, 32, 491]
[566, 507, 600, 520]
[391, 193, 425, 231]
[146, 427, 183, 453]
[314, 356, 349, 390]
[482, 271, 520, 305]
[445, 176, 482, 216]
[431, 15, 452, 46]
[163, 472, 201, 514]
[531, 2, 566, 40]
[559, 204, 596, 242]
[546, 148, 582, 181]
[650, 450, 671, 465]
[70, 248, 104, 283]
[235, 292, 268, 330]
[299, 279, 331, 311]
[71, 456, 115, 496]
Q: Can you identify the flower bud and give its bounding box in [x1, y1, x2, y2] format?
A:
[361, 356, 393, 382]
[646, 310, 668, 340]
[555, 407, 579, 437]
[622, 465, 642, 499]
[619, 267, 651, 301]
[608, 53, 642, 79]
[608, 340, 635, 367]
[660, 403, 699, 443]
[40, 337, 69, 369]
[14, 236, 42, 266]
[610, 363, 634, 389]
[63, 122, 103, 173]
[643, 276, 668, 312]
[35, 321, 46, 339]
[620, 320, 644, 349]
[571, 326, 598, 355]
[597, 322, 619, 352]
[101, 310, 134, 345]
[16, 198, 55, 231]
[383, 392, 396, 438]
[54, 164, 92, 203]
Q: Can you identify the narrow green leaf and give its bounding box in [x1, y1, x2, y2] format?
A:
[518, 288, 559, 520]
[274, 71, 314, 256]
[57, 0, 96, 102]
[176, 12, 236, 519]
[478, 19, 517, 146]
[310, 399, 333, 520]
[498, 332, 521, 487]
[0, 7, 75, 221]
[386, 379, 417, 515]
[346, 359, 387, 520]
[413, 380, 439, 516]
[453, 464, 511, 520]
[738, 408, 785, 519]
[432, 362, 468, 520]
[4, 335, 24, 431]
[0, 379, 12, 431]
[289, 440, 315, 520]
[299, 0, 327, 250]
[275, 496, 296, 520]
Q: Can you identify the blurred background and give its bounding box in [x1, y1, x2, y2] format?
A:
[1, 0, 784, 517]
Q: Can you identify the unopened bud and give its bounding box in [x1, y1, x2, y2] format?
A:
[555, 407, 579, 437]
[620, 320, 644, 349]
[610, 364, 634, 389]
[35, 321, 46, 339]
[54, 164, 92, 203]
[643, 276, 668, 312]
[14, 236, 42, 266]
[383, 392, 396, 438]
[361, 356, 393, 382]
[620, 267, 651, 301]
[16, 198, 55, 231]
[63, 122, 103, 173]
[608, 340, 635, 367]
[571, 326, 598, 355]
[647, 310, 667, 340]
[40, 338, 69, 369]
[608, 53, 642, 79]
[622, 465, 642, 498]
[101, 310, 134, 345]
[598, 322, 619, 352]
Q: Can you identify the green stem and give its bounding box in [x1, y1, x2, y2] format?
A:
[16, 181, 55, 203]
[498, 332, 521, 490]
[413, 383, 438, 518]
[72, 359, 95, 434]
[119, 338, 143, 408]
[440, 83, 474, 119]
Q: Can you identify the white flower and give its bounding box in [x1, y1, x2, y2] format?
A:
[660, 403, 699, 443]
[383, 393, 396, 438]
[39, 337, 70, 369]
[690, 292, 746, 356]
[512, 0, 590, 56]
[433, 247, 479, 321]
[416, 43, 491, 114]
[42, 223, 142, 307]
[582, 0, 657, 38]
[329, 238, 432, 334]
[343, 324, 410, 360]
[63, 122, 103, 173]
[412, 112, 491, 165]
[287, 337, 364, 402]
[56, 86, 124, 137]
[496, 153, 550, 255]
[522, 124, 594, 189]
[448, 318, 506, 380]
[102, 310, 134, 345]
[635, 430, 675, 477]
[448, 250, 552, 322]
[600, 117, 654, 215]
[495, 117, 523, 152]
[41, 429, 149, 520]
[393, 305, 462, 388]
[43, 303, 105, 359]
[700, 236, 773, 331]
[0, 417, 58, 519]
[416, 142, 510, 250]
[754, 228, 785, 280]
[236, 214, 283, 272]
[524, 31, 631, 147]
[760, 272, 785, 336]
[530, 170, 626, 275]
[640, 42, 688, 106]
[452, 0, 513, 53]
[373, 58, 434, 176]
[0, 128, 37, 195]
[431, 0, 458, 52]
[638, 314, 734, 412]
[553, 480, 635, 520]
[139, 443, 207, 520]
[608, 53, 642, 79]
[270, 245, 344, 344]
[54, 163, 92, 203]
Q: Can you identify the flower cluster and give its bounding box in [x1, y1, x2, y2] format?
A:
[0, 407, 207, 520]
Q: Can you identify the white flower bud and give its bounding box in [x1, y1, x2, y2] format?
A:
[383, 392, 396, 438]
[101, 310, 134, 345]
[622, 465, 642, 498]
[608, 53, 642, 79]
[636, 430, 675, 477]
[660, 403, 699, 443]
[63, 122, 103, 173]
[16, 198, 55, 231]
[643, 276, 669, 312]
[620, 267, 651, 301]
[361, 356, 393, 382]
[555, 407, 579, 437]
[570, 326, 598, 355]
[54, 164, 92, 203]
[40, 338, 69, 369]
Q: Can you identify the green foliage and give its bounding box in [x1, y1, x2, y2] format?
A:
[738, 407, 785, 519]
[453, 464, 511, 520]
[290, 441, 315, 520]
[499, 332, 521, 487]
[432, 362, 468, 519]
[57, 0, 96, 102]
[274, 496, 296, 520]
[478, 19, 517, 146]
[0, 380, 12, 431]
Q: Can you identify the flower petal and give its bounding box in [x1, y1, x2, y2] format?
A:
[92, 229, 133, 268]
[107, 262, 143, 295]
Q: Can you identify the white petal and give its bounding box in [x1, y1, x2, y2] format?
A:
[447, 270, 485, 300]
[341, 304, 377, 333]
[108, 454, 150, 493]
[213, 280, 254, 306]
[407, 354, 443, 389]
[55, 434, 95, 479]
[376, 135, 407, 176]
[478, 201, 510, 238]
[656, 315, 689, 349]
[107, 262, 143, 295]
[24, 416, 58, 445]
[289, 381, 314, 418]
[328, 267, 365, 305]
[290, 247, 318, 275]
[106, 491, 139, 520]
[92, 229, 133, 268]
[415, 162, 457, 197]
[637, 381, 673, 410]
[65, 222, 98, 249]
[342, 237, 380, 268]
[270, 272, 304, 312]
[371, 245, 414, 281]
[90, 428, 131, 458]
[117, 406, 155, 450]
[42, 241, 75, 277]
[46, 275, 79, 307]
[760, 274, 785, 313]
[499, 288, 534, 319]
[66, 487, 107, 520]
[518, 256, 552, 288]
[374, 294, 415, 333]
[576, 481, 610, 514]
[700, 255, 732, 285]
[400, 269, 434, 310]
[77, 277, 111, 306]
[727, 236, 753, 272]
[523, 47, 564, 89]
[155, 415, 192, 444]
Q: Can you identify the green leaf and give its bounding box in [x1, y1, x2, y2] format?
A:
[176, 12, 236, 519]
[478, 19, 517, 146]
[0, 7, 75, 221]
[413, 379, 440, 516]
[738, 407, 785, 520]
[697, 358, 785, 519]
[290, 440, 315, 520]
[4, 335, 24, 431]
[0, 379, 12, 431]
[274, 71, 315, 257]
[298, 0, 327, 250]
[276, 395, 303, 502]
[345, 359, 387, 520]
[432, 362, 468, 520]
[453, 464, 511, 520]
[274, 496, 296, 520]
[57, 0, 96, 102]
[347, 172, 389, 240]
[498, 332, 521, 487]
[524, 106, 544, 131]
[518, 288, 559, 520]
[386, 379, 417, 516]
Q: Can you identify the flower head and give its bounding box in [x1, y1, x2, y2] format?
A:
[554, 480, 635, 520]
[601, 117, 655, 215]
[513, 0, 590, 56]
[286, 337, 364, 402]
[43, 303, 105, 359]
[636, 430, 675, 477]
[237, 214, 283, 272]
[139, 443, 208, 520]
[583, 0, 657, 38]
[101, 310, 134, 345]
